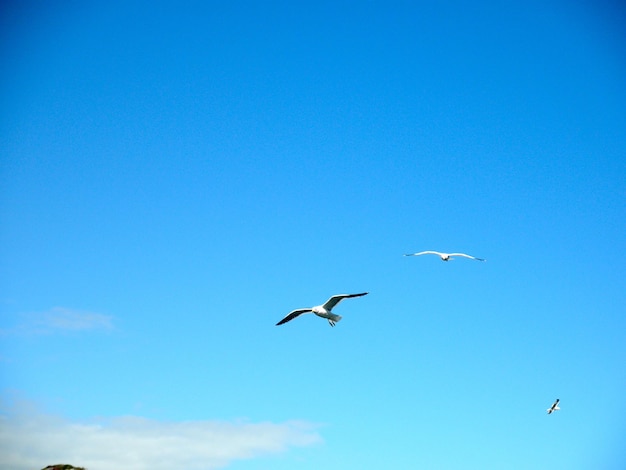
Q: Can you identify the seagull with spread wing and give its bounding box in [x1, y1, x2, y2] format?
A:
[404, 251, 485, 262]
[276, 292, 368, 327]
[547, 398, 560, 414]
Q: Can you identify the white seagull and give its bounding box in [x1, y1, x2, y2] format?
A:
[547, 398, 560, 414]
[276, 292, 368, 327]
[404, 250, 485, 262]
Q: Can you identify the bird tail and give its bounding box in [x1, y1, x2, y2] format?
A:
[327, 314, 342, 325]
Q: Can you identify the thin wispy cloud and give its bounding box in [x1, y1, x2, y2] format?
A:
[1, 307, 114, 336]
[0, 403, 322, 470]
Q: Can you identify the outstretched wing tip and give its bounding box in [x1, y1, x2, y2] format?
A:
[275, 309, 311, 326]
[345, 292, 368, 299]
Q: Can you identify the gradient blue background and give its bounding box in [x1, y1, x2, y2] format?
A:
[1, 1, 625, 469]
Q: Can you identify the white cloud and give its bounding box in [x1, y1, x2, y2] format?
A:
[1, 307, 113, 336]
[0, 403, 322, 470]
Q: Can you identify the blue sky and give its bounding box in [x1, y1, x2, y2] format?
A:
[1, 1, 625, 469]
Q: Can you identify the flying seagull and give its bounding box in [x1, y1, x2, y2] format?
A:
[547, 398, 560, 414]
[276, 292, 368, 327]
[404, 251, 485, 262]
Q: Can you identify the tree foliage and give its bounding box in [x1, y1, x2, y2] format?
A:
[41, 465, 86, 470]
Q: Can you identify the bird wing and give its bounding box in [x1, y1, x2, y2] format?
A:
[403, 251, 442, 257]
[547, 399, 560, 412]
[449, 253, 485, 261]
[322, 292, 368, 311]
[275, 308, 312, 326]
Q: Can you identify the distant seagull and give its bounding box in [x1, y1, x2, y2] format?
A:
[547, 398, 560, 414]
[275, 292, 368, 327]
[403, 251, 485, 262]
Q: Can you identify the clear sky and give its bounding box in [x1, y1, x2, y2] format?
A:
[1, 1, 625, 469]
